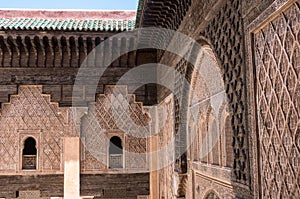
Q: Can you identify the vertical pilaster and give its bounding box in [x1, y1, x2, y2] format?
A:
[64, 137, 80, 199]
[149, 135, 159, 199]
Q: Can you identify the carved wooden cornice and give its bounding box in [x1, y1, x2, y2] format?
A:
[0, 34, 137, 68]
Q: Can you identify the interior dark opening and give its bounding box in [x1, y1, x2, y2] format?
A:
[109, 136, 122, 154]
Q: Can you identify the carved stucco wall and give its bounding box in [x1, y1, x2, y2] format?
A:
[155, 94, 176, 199]
[81, 85, 151, 172]
[201, 0, 250, 188]
[185, 46, 234, 199]
[155, 0, 252, 196]
[172, 0, 299, 198]
[188, 104, 235, 199]
[0, 85, 151, 174]
[0, 85, 77, 173]
[0, 1, 298, 198]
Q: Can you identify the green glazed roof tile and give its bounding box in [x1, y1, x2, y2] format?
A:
[0, 18, 135, 31]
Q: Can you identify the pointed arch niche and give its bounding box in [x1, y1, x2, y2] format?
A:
[188, 43, 228, 167]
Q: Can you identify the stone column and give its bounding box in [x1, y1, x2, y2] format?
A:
[64, 137, 80, 199]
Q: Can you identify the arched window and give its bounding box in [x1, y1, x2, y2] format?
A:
[211, 120, 220, 165]
[193, 129, 199, 161]
[191, 122, 199, 161]
[225, 116, 233, 167]
[109, 136, 123, 168]
[200, 121, 208, 163]
[22, 137, 37, 170]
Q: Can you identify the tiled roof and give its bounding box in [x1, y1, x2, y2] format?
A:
[0, 10, 136, 31]
[0, 18, 135, 31]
